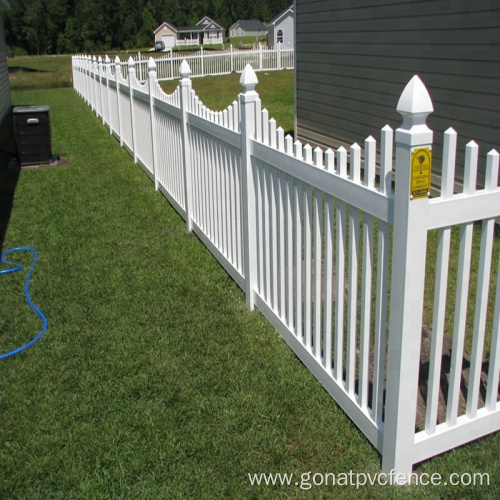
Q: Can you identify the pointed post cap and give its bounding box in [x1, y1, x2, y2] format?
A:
[397, 75, 433, 131]
[128, 56, 135, 68]
[105, 55, 111, 64]
[148, 57, 157, 72]
[240, 64, 258, 92]
[114, 55, 121, 64]
[180, 59, 191, 78]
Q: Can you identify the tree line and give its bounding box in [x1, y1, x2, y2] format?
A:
[3, 0, 292, 55]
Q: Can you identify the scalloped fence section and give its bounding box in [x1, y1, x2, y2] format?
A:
[72, 55, 500, 482]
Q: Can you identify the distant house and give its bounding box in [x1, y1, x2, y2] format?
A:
[0, 0, 11, 126]
[154, 17, 224, 49]
[266, 4, 294, 48]
[294, 0, 500, 189]
[229, 20, 267, 39]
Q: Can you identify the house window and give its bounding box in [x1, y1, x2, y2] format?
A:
[277, 29, 284, 44]
[209, 31, 217, 39]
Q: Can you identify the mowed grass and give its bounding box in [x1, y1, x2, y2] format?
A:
[0, 80, 499, 498]
[160, 70, 295, 135]
[8, 54, 74, 91]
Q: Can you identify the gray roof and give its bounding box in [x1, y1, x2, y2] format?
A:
[231, 20, 267, 32]
[155, 17, 223, 35]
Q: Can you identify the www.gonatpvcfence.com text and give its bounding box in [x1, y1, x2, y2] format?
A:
[248, 470, 490, 489]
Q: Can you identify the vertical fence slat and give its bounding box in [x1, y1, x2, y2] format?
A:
[314, 185, 324, 360]
[304, 183, 313, 350]
[270, 164, 279, 310]
[346, 204, 359, 395]
[467, 149, 499, 417]
[359, 213, 374, 409]
[294, 141, 304, 341]
[372, 126, 393, 424]
[446, 141, 479, 425]
[487, 251, 500, 410]
[278, 170, 287, 320]
[467, 214, 495, 417]
[285, 173, 295, 330]
[425, 129, 457, 432]
[334, 146, 348, 383]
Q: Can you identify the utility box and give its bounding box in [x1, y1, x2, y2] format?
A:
[13, 105, 52, 166]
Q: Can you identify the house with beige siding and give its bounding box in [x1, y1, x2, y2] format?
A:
[266, 4, 294, 48]
[229, 20, 267, 39]
[0, 0, 11, 127]
[294, 0, 500, 189]
[154, 17, 224, 48]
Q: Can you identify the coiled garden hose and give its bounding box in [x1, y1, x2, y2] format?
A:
[0, 247, 48, 359]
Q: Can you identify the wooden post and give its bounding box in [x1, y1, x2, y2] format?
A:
[382, 75, 434, 483]
[239, 64, 259, 310]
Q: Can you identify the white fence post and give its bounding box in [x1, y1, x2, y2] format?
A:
[382, 75, 434, 482]
[148, 58, 159, 191]
[83, 56, 90, 106]
[104, 55, 112, 134]
[128, 57, 138, 163]
[239, 64, 259, 310]
[115, 56, 123, 146]
[179, 60, 194, 232]
[85, 56, 91, 107]
[98, 56, 104, 123]
[92, 56, 99, 115]
[86, 55, 92, 106]
[137, 52, 143, 81]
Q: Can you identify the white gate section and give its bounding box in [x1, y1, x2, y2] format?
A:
[72, 54, 500, 482]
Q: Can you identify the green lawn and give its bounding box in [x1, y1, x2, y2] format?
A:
[0, 75, 499, 498]
[8, 54, 73, 91]
[160, 70, 294, 136]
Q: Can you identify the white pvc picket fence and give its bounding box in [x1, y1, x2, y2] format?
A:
[86, 44, 294, 84]
[72, 55, 500, 482]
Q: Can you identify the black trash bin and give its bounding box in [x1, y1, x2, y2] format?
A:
[13, 105, 52, 166]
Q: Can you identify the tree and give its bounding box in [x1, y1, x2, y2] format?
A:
[4, 0, 294, 54]
[138, 2, 157, 48]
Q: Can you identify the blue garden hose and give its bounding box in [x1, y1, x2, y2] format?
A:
[0, 247, 48, 359]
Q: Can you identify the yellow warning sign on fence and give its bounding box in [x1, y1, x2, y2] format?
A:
[410, 147, 432, 199]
